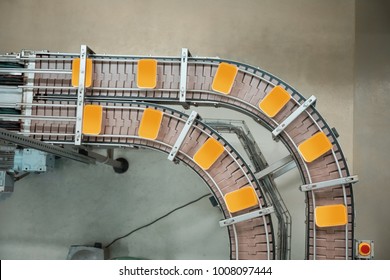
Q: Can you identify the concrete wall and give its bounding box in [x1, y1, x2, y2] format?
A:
[0, 0, 358, 259]
[354, 0, 390, 259]
[0, 0, 355, 162]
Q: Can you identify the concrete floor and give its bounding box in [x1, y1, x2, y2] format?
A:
[0, 0, 388, 259]
[0, 148, 229, 260]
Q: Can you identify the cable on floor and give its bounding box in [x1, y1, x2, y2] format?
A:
[105, 193, 210, 248]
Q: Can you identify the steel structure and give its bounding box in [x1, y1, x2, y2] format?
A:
[0, 46, 359, 260]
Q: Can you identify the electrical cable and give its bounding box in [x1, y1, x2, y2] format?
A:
[105, 193, 210, 248]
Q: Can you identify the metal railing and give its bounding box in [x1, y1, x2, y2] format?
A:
[204, 119, 292, 259]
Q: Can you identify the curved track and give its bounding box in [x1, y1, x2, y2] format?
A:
[0, 50, 355, 259]
[30, 101, 275, 260]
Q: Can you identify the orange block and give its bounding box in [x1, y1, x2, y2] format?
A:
[193, 138, 224, 170]
[259, 86, 290, 117]
[82, 105, 102, 135]
[315, 204, 347, 227]
[137, 59, 157, 88]
[72, 58, 93, 88]
[211, 62, 238, 94]
[138, 108, 163, 140]
[224, 186, 258, 213]
[298, 132, 333, 163]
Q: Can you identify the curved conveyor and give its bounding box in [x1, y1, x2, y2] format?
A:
[0, 49, 356, 259]
[30, 101, 275, 260]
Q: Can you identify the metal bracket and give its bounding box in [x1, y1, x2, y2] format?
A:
[168, 111, 198, 161]
[273, 159, 296, 178]
[21, 52, 36, 135]
[272, 95, 317, 138]
[179, 48, 189, 102]
[219, 206, 275, 227]
[75, 45, 94, 146]
[20, 50, 37, 58]
[254, 155, 294, 180]
[300, 175, 359, 192]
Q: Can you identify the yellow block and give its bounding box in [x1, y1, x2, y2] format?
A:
[82, 105, 103, 135]
[211, 62, 238, 94]
[193, 138, 225, 170]
[259, 86, 290, 117]
[315, 204, 347, 227]
[137, 59, 157, 88]
[71, 58, 93, 88]
[298, 131, 333, 163]
[224, 186, 258, 213]
[138, 108, 163, 140]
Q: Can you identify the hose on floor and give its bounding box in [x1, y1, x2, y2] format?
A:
[105, 193, 210, 248]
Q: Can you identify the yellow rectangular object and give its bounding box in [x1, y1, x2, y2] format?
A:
[315, 204, 347, 227]
[298, 131, 333, 163]
[224, 186, 258, 213]
[193, 138, 225, 170]
[138, 108, 163, 140]
[71, 58, 93, 88]
[211, 62, 238, 94]
[82, 105, 103, 135]
[259, 86, 291, 117]
[137, 59, 157, 88]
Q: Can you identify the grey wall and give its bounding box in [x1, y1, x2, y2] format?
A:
[0, 0, 355, 162]
[354, 0, 390, 259]
[1, 0, 374, 259]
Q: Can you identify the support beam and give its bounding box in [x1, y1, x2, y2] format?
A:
[273, 160, 296, 178]
[219, 206, 275, 227]
[80, 149, 129, 174]
[179, 48, 189, 102]
[0, 128, 94, 164]
[300, 175, 359, 192]
[0, 128, 128, 172]
[0, 69, 72, 74]
[254, 155, 294, 180]
[75, 45, 94, 146]
[272, 95, 317, 138]
[22, 52, 36, 135]
[168, 111, 198, 161]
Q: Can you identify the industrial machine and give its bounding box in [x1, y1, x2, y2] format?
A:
[0, 46, 371, 259]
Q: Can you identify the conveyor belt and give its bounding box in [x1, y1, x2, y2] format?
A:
[30, 101, 275, 260]
[0, 49, 355, 259]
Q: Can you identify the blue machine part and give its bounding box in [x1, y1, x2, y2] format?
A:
[13, 148, 55, 172]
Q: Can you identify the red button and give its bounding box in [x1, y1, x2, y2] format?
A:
[359, 242, 371, 256]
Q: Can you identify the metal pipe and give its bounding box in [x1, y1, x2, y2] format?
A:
[84, 150, 124, 170]
[0, 114, 75, 121]
[0, 69, 72, 74]
[0, 102, 77, 108]
[204, 118, 292, 260]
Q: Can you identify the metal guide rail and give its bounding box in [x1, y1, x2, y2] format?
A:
[0, 46, 359, 259]
[204, 118, 293, 260]
[34, 101, 276, 260]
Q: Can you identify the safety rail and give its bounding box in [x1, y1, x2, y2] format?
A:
[0, 47, 358, 259]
